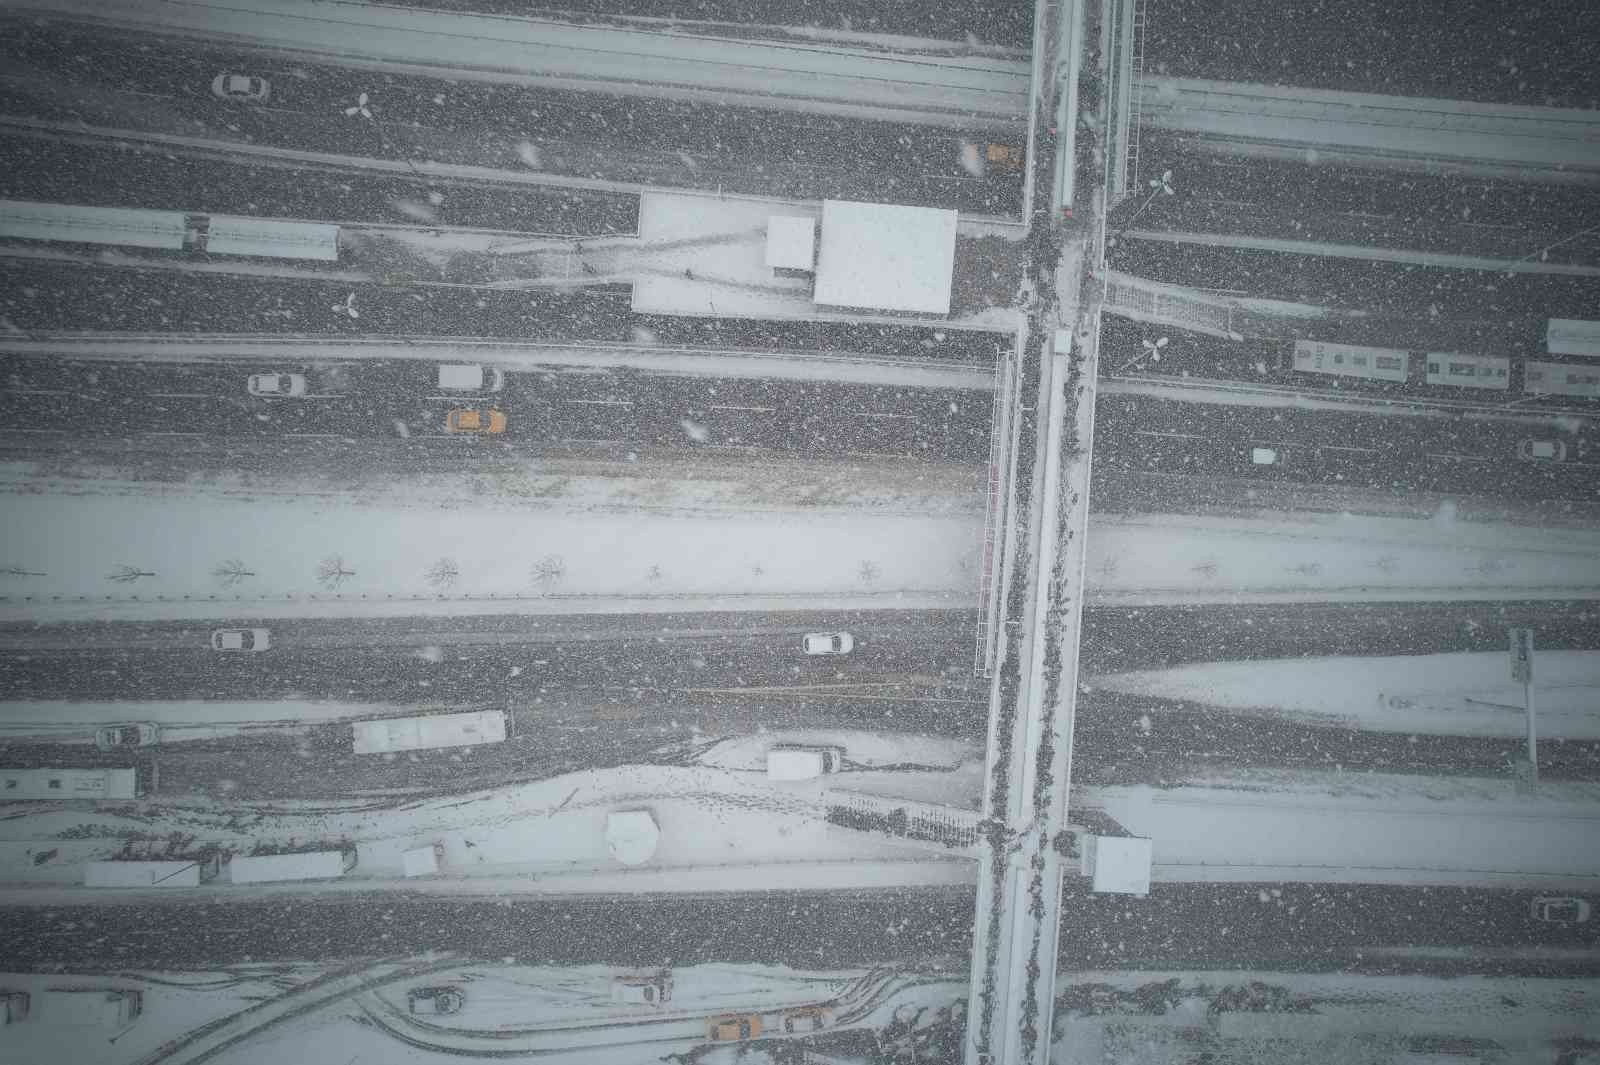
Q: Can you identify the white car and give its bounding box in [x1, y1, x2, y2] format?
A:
[247, 373, 308, 397]
[1250, 447, 1281, 466]
[803, 632, 854, 656]
[1531, 897, 1592, 924]
[1517, 439, 1567, 462]
[610, 973, 672, 1006]
[211, 628, 271, 652]
[211, 74, 271, 102]
[95, 722, 160, 751]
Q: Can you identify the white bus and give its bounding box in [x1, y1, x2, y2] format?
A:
[84, 857, 219, 888]
[1526, 360, 1600, 399]
[1547, 319, 1600, 358]
[1292, 340, 1409, 382]
[352, 709, 509, 755]
[227, 849, 356, 884]
[1424, 352, 1510, 390]
[0, 767, 146, 800]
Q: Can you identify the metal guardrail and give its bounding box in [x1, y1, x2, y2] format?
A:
[824, 790, 982, 853]
[1100, 271, 1241, 338]
[973, 353, 1019, 677]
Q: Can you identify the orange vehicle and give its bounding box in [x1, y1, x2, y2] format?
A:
[707, 1014, 762, 1041]
[986, 143, 1025, 171]
[445, 408, 507, 434]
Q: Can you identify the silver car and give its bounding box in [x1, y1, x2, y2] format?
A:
[1531, 897, 1591, 924]
[1517, 439, 1567, 462]
[803, 632, 854, 656]
[95, 722, 160, 751]
[247, 373, 307, 398]
[211, 74, 271, 102]
[211, 628, 271, 652]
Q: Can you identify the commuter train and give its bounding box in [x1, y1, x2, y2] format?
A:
[1290, 335, 1600, 400]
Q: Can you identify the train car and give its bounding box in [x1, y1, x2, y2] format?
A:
[227, 849, 356, 884]
[1423, 352, 1510, 390]
[1547, 319, 1600, 358]
[1292, 340, 1409, 382]
[1525, 360, 1600, 399]
[0, 767, 145, 800]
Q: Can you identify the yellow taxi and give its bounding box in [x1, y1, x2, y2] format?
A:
[707, 1014, 762, 1041]
[445, 408, 507, 434]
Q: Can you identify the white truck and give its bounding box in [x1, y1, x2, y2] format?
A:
[437, 364, 504, 392]
[227, 849, 355, 884]
[767, 745, 846, 781]
[30, 989, 143, 1027]
[352, 709, 508, 755]
[84, 857, 219, 888]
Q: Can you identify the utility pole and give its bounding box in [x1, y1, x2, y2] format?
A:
[1509, 628, 1537, 786]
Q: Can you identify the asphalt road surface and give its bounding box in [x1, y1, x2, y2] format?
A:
[0, 610, 979, 704]
[3, 884, 1593, 977]
[0, 17, 1020, 215]
[0, 353, 994, 461]
[1145, 0, 1600, 109]
[1091, 392, 1600, 504]
[0, 263, 998, 363]
[1127, 133, 1600, 256]
[0, 132, 639, 236]
[1105, 238, 1600, 322]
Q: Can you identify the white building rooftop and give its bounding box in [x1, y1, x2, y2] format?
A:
[812, 199, 957, 316]
[765, 215, 816, 272]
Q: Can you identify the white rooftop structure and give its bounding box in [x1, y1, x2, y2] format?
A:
[1081, 834, 1153, 896]
[765, 215, 816, 272]
[813, 200, 958, 315]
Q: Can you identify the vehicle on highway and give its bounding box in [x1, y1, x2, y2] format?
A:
[610, 972, 672, 1006]
[246, 373, 308, 397]
[986, 143, 1025, 172]
[211, 74, 270, 102]
[94, 722, 160, 751]
[1291, 340, 1409, 383]
[1525, 361, 1600, 399]
[211, 627, 271, 652]
[1424, 352, 1510, 391]
[1249, 447, 1281, 466]
[407, 986, 465, 1015]
[437, 364, 505, 392]
[1, 767, 147, 800]
[707, 1014, 762, 1041]
[1531, 896, 1592, 924]
[1518, 439, 1568, 462]
[351, 709, 509, 755]
[767, 745, 845, 781]
[803, 632, 853, 656]
[445, 408, 507, 434]
[782, 1006, 832, 1033]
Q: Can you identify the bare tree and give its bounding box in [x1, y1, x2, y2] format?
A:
[530, 555, 566, 590]
[0, 565, 45, 578]
[646, 564, 664, 582]
[107, 565, 156, 583]
[858, 560, 880, 584]
[425, 557, 460, 588]
[316, 555, 356, 589]
[213, 559, 256, 588]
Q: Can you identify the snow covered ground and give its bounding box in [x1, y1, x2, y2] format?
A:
[0, 731, 985, 900]
[5, 455, 1595, 623]
[1094, 650, 1600, 739]
[1054, 969, 1600, 1065]
[1084, 770, 1600, 889]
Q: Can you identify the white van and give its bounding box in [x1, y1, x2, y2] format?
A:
[32, 989, 142, 1027]
[437, 364, 504, 392]
[227, 849, 356, 884]
[767, 745, 845, 781]
[85, 857, 219, 888]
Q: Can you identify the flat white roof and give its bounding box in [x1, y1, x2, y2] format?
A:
[813, 200, 957, 315]
[765, 215, 815, 271]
